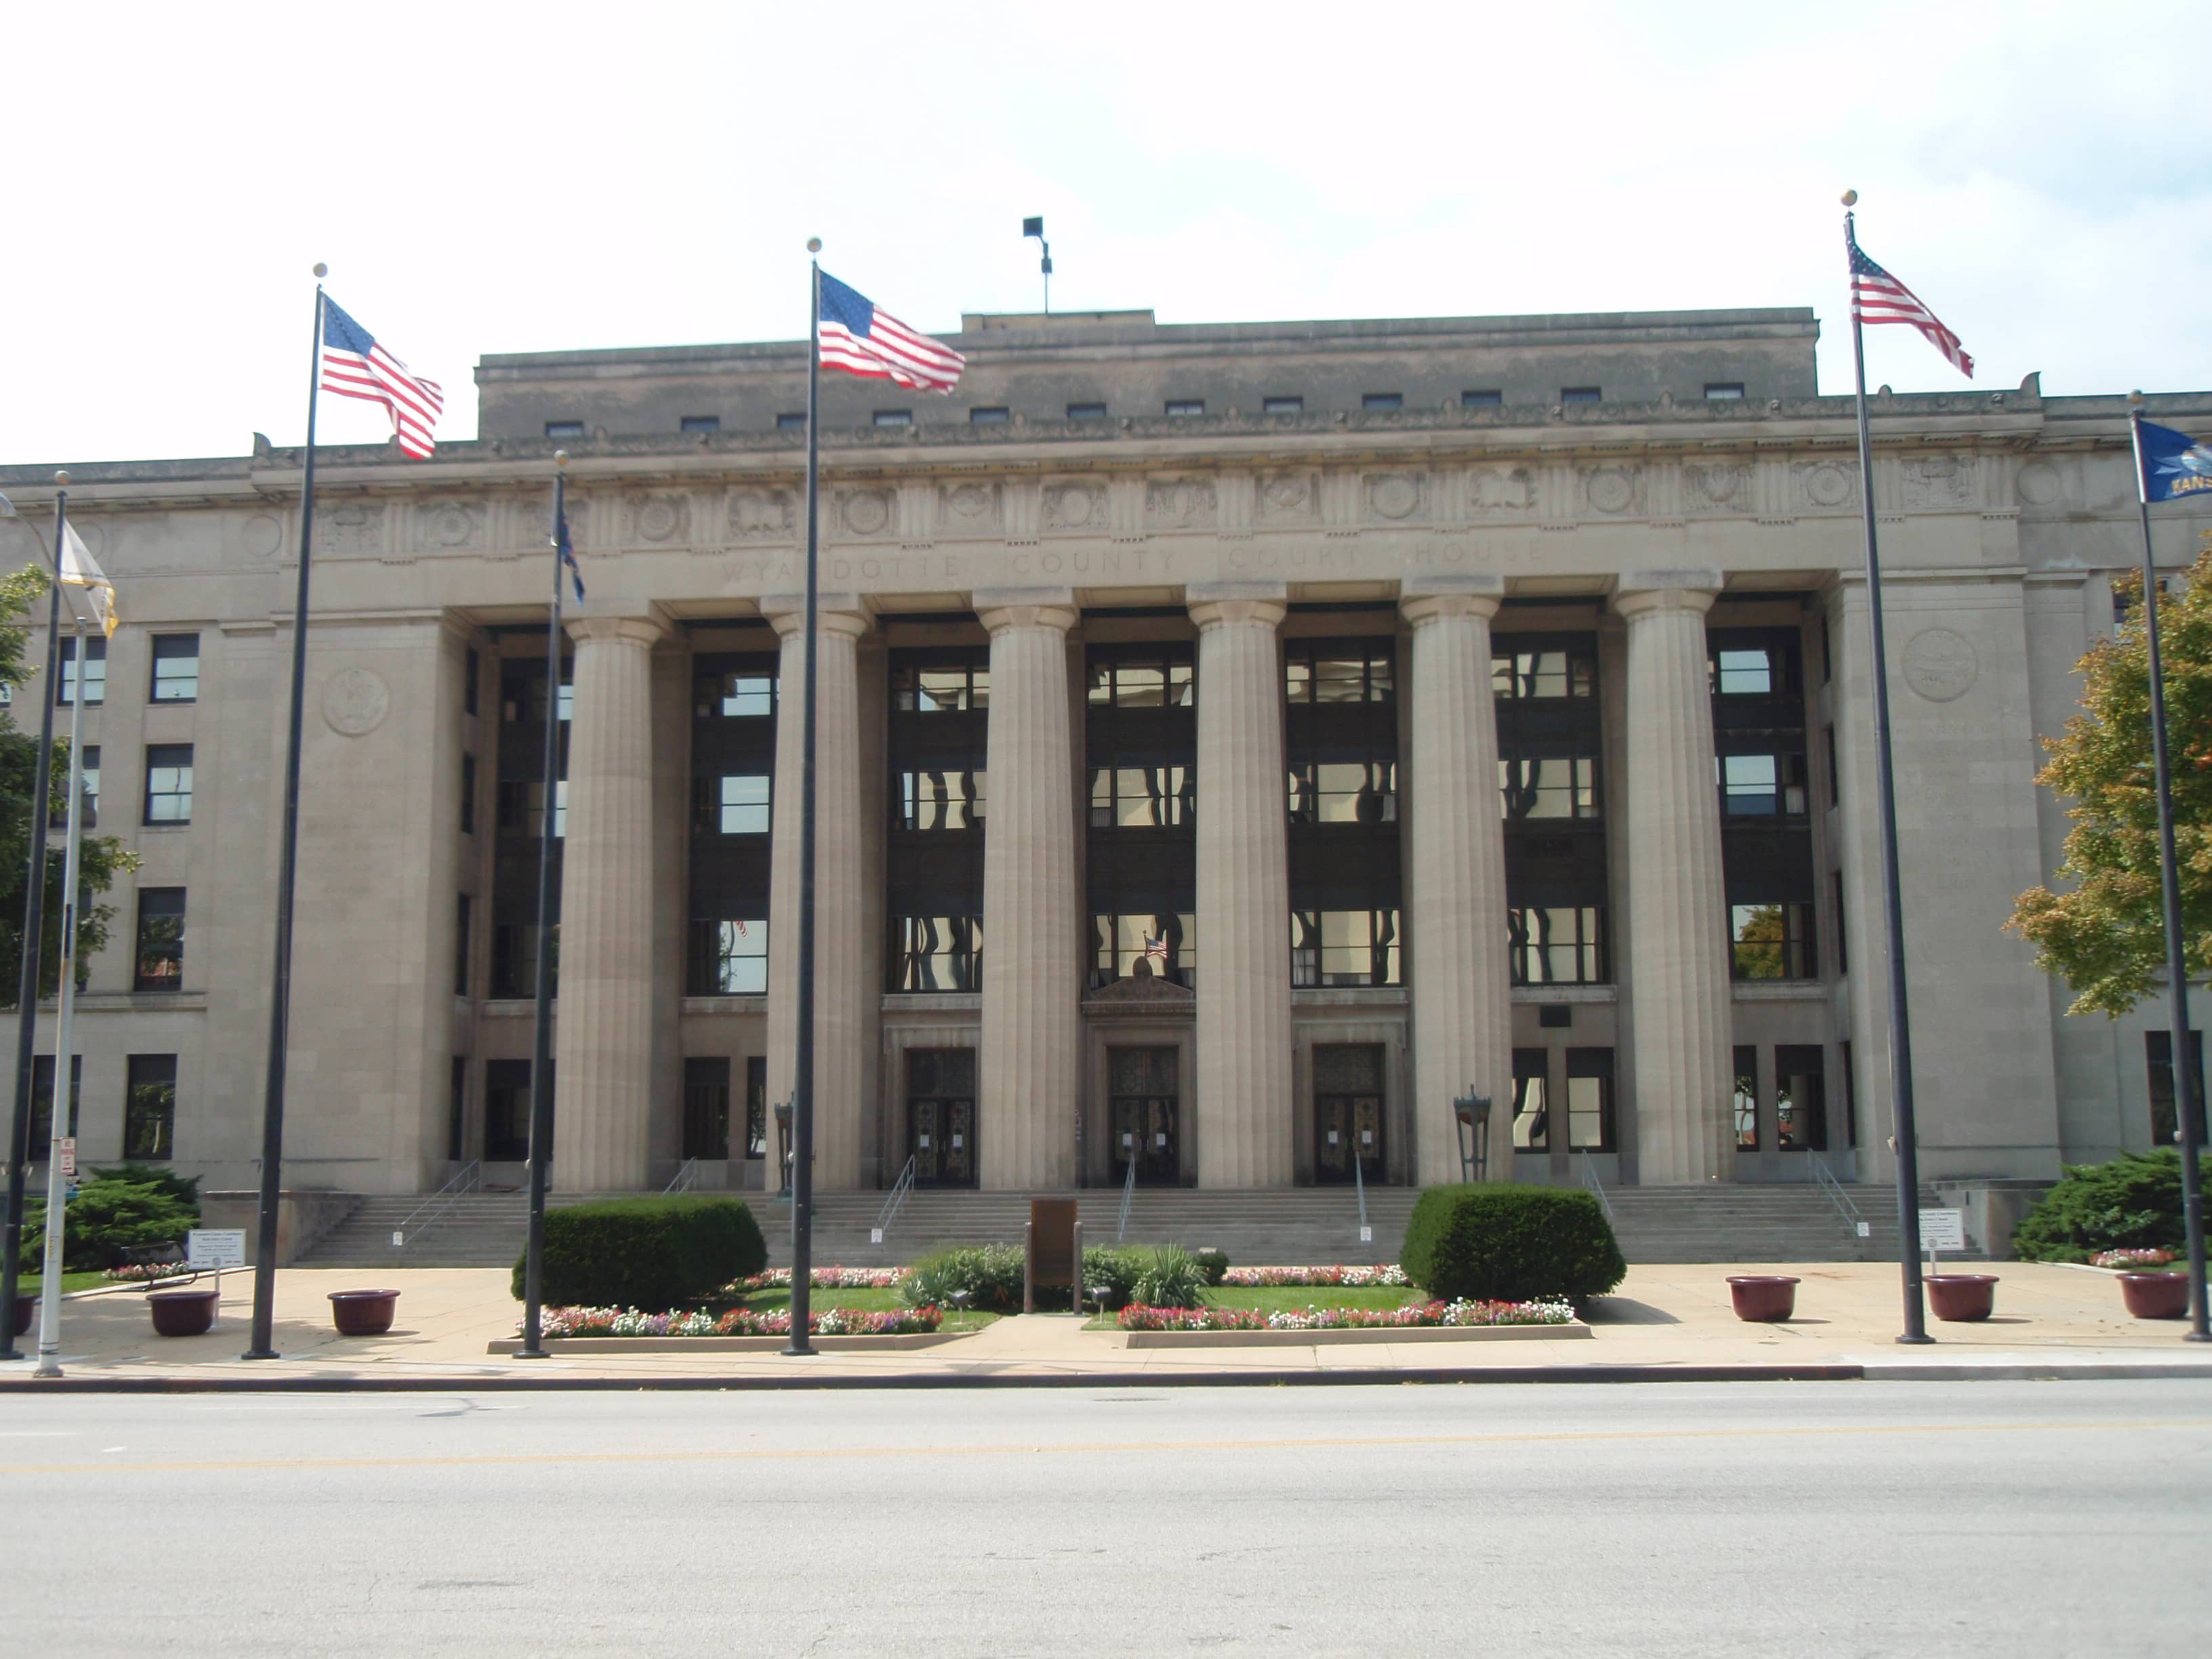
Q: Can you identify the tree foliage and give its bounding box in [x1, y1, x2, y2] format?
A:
[2008, 544, 2212, 1017]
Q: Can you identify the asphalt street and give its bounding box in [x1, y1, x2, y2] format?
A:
[0, 1379, 2202, 1657]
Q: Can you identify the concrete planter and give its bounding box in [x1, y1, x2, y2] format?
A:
[1725, 1275, 1799, 1322]
[148, 1288, 219, 1337]
[2117, 1272, 2189, 1320]
[328, 1290, 401, 1336]
[1925, 1273, 1999, 1322]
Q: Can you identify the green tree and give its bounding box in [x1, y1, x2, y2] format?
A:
[0, 564, 136, 1008]
[2007, 544, 2212, 1016]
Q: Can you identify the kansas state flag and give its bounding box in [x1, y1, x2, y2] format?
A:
[2137, 418, 2212, 502]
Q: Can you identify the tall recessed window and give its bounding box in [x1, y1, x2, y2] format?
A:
[29, 1055, 81, 1148]
[680, 415, 721, 433]
[1496, 634, 1609, 985]
[1731, 902, 1815, 980]
[888, 649, 987, 993]
[455, 893, 472, 996]
[1290, 908, 1399, 987]
[1734, 1045, 1759, 1149]
[1717, 752, 1808, 818]
[745, 1055, 767, 1159]
[1512, 1049, 1550, 1150]
[1286, 640, 1399, 987]
[684, 1057, 731, 1160]
[2147, 1030, 2209, 1147]
[1776, 1045, 1827, 1149]
[483, 1059, 537, 1161]
[698, 773, 771, 836]
[1361, 392, 1402, 411]
[150, 634, 199, 702]
[890, 916, 983, 993]
[691, 651, 777, 997]
[143, 744, 193, 825]
[544, 421, 583, 439]
[1565, 1048, 1614, 1151]
[449, 1055, 469, 1160]
[50, 745, 96, 829]
[465, 647, 480, 716]
[56, 636, 104, 706]
[460, 754, 477, 834]
[1509, 906, 1607, 986]
[497, 779, 565, 838]
[1164, 399, 1204, 417]
[1088, 647, 1197, 991]
[124, 1054, 178, 1161]
[1713, 626, 1816, 981]
[134, 887, 186, 991]
[901, 768, 984, 831]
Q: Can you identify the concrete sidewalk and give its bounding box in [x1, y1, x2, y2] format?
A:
[1, 1261, 2206, 1389]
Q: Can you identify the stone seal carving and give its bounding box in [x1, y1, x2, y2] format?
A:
[729, 487, 795, 539]
[1902, 628, 1977, 703]
[242, 514, 285, 558]
[1469, 466, 1536, 514]
[1043, 480, 1105, 531]
[635, 494, 689, 544]
[1583, 466, 1637, 514]
[2014, 460, 2062, 508]
[422, 501, 480, 549]
[322, 666, 391, 737]
[1796, 461, 1856, 510]
[840, 488, 893, 537]
[1365, 472, 1422, 521]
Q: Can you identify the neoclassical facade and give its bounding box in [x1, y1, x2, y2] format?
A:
[1, 304, 2204, 1200]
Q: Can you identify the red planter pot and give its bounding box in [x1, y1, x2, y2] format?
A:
[1926, 1273, 1999, 1322]
[148, 1288, 219, 1338]
[328, 1290, 401, 1337]
[2118, 1272, 2190, 1320]
[1726, 1275, 1800, 1322]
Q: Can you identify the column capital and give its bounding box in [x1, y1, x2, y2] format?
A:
[1187, 579, 1287, 632]
[1401, 573, 1505, 626]
[563, 607, 668, 649]
[760, 593, 872, 640]
[1614, 569, 1725, 621]
[972, 586, 1078, 636]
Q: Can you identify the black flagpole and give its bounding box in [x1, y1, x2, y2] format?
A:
[517, 455, 570, 1359]
[785, 242, 824, 1357]
[1843, 193, 1931, 1343]
[2125, 395, 2209, 1341]
[0, 477, 68, 1361]
[245, 266, 328, 1360]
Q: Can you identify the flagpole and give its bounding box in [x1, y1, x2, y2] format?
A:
[0, 473, 68, 1362]
[516, 453, 570, 1360]
[34, 604, 90, 1378]
[786, 241, 824, 1357]
[1843, 193, 1931, 1344]
[245, 266, 328, 1360]
[2126, 396, 2209, 1340]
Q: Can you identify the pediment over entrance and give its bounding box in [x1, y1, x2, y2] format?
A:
[1083, 969, 1196, 1014]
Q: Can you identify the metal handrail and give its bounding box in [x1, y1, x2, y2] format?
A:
[872, 1155, 916, 1245]
[1353, 1147, 1371, 1238]
[1115, 1154, 1137, 1243]
[663, 1158, 699, 1195]
[391, 1161, 480, 1249]
[1807, 1151, 1866, 1235]
[1578, 1153, 1614, 1225]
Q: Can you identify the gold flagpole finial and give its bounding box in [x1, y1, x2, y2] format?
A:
[1841, 189, 1858, 207]
[806, 237, 822, 254]
[554, 450, 571, 470]
[312, 262, 327, 279]
[52, 471, 68, 488]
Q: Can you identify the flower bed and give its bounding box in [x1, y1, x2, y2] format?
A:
[1216, 1264, 1408, 1288]
[1118, 1297, 1572, 1332]
[732, 1266, 910, 1291]
[102, 1262, 194, 1284]
[2090, 1248, 2177, 1270]
[531, 1303, 941, 1338]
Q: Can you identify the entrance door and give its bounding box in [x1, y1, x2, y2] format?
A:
[1109, 1046, 1181, 1185]
[1313, 1044, 1385, 1185]
[907, 1048, 977, 1189]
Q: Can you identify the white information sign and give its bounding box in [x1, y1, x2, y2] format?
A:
[55, 1137, 75, 1179]
[187, 1229, 247, 1269]
[1917, 1208, 1967, 1252]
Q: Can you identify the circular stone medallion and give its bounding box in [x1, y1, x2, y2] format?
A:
[1585, 467, 1634, 514]
[322, 667, 392, 737]
[1902, 628, 1978, 703]
[1805, 463, 1853, 508]
[243, 514, 285, 557]
[2014, 461, 2062, 508]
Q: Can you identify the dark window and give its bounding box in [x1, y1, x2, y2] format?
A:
[892, 659, 987, 713]
[1820, 615, 1833, 684]
[466, 647, 480, 716]
[56, 636, 104, 706]
[49, 744, 96, 829]
[1840, 1041, 1858, 1147]
[874, 409, 912, 427]
[1538, 1004, 1573, 1029]
[777, 412, 806, 430]
[1776, 1045, 1826, 1150]
[689, 650, 777, 997]
[1734, 1044, 1759, 1149]
[1509, 906, 1607, 986]
[684, 1057, 731, 1161]
[150, 634, 199, 702]
[461, 754, 477, 834]
[134, 888, 186, 991]
[1561, 386, 1601, 404]
[1067, 403, 1108, 421]
[29, 1055, 81, 1149]
[1704, 383, 1746, 401]
[891, 915, 982, 991]
[1512, 1049, 1550, 1151]
[1462, 389, 1502, 408]
[491, 923, 554, 999]
[1263, 396, 1303, 415]
[1713, 626, 1815, 982]
[1832, 870, 1847, 974]
[1286, 640, 1400, 987]
[695, 665, 776, 719]
[1496, 632, 1610, 985]
[496, 779, 565, 838]
[888, 647, 988, 994]
[1361, 392, 1402, 411]
[968, 407, 1010, 424]
[449, 1055, 468, 1160]
[1088, 644, 1197, 990]
[455, 893, 472, 996]
[1565, 1048, 1614, 1151]
[124, 1054, 177, 1161]
[544, 421, 583, 439]
[2148, 1031, 2209, 1147]
[1164, 399, 1204, 417]
[484, 1059, 538, 1162]
[1824, 725, 1839, 807]
[745, 1056, 766, 1158]
[680, 415, 721, 433]
[687, 918, 767, 995]
[1732, 902, 1816, 981]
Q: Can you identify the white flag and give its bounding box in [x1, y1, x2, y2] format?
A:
[57, 521, 116, 638]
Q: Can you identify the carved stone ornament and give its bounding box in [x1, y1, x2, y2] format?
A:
[1088, 970, 1195, 1006]
[525, 497, 589, 550]
[1146, 476, 1218, 529]
[1683, 462, 1752, 512]
[1365, 472, 1422, 522]
[635, 493, 690, 544]
[242, 513, 285, 557]
[1257, 472, 1318, 523]
[1902, 453, 1975, 510]
[314, 502, 384, 554]
[728, 487, 796, 539]
[2014, 460, 2062, 508]
[1794, 460, 1857, 510]
[839, 488, 893, 537]
[1582, 466, 1638, 515]
[1043, 480, 1106, 531]
[1468, 466, 1536, 514]
[940, 481, 1000, 529]
[1902, 627, 1978, 703]
[321, 666, 392, 737]
[420, 500, 480, 550]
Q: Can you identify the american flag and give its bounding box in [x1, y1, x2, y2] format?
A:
[320, 296, 445, 457]
[1143, 935, 1169, 963]
[817, 271, 965, 392]
[1846, 224, 1973, 379]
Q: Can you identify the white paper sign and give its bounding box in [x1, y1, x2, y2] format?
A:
[187, 1229, 247, 1269]
[1918, 1208, 1966, 1252]
[55, 1137, 75, 1179]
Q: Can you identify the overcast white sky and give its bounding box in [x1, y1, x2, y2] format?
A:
[5, 1, 2207, 464]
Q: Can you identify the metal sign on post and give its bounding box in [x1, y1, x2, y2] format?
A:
[55, 1138, 74, 1180]
[188, 1228, 247, 1328]
[1917, 1208, 1965, 1252]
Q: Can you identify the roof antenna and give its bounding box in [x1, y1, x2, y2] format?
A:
[1023, 216, 1051, 316]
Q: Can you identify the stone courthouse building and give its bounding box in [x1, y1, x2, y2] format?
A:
[1, 302, 2205, 1208]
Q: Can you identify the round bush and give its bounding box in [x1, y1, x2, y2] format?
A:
[1401, 1184, 1625, 1305]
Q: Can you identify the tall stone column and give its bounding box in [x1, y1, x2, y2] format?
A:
[1402, 577, 1515, 1186]
[1616, 570, 1734, 1183]
[553, 611, 665, 1191]
[975, 589, 1081, 1189]
[764, 596, 870, 1192]
[1189, 581, 1292, 1188]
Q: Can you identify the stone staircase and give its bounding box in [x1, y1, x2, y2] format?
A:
[298, 1181, 1953, 1270]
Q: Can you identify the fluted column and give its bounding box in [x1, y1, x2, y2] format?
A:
[764, 595, 870, 1192]
[975, 590, 1081, 1189]
[552, 611, 665, 1190]
[1189, 581, 1292, 1188]
[1403, 577, 1515, 1186]
[1616, 570, 1733, 1183]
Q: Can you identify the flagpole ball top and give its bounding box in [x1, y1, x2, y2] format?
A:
[312, 262, 327, 279]
[2129, 390, 2146, 407]
[806, 237, 822, 254]
[53, 471, 68, 488]
[554, 450, 571, 469]
[1840, 189, 1858, 207]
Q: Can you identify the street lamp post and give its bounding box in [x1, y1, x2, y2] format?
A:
[1453, 1091, 1493, 1185]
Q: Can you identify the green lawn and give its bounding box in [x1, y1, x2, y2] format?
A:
[738, 1287, 998, 1334]
[60, 1271, 110, 1293]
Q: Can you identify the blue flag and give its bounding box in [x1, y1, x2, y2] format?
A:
[2137, 418, 2212, 503]
[554, 506, 586, 602]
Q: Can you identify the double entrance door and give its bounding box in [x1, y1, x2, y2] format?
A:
[1108, 1046, 1181, 1185]
[906, 1048, 976, 1189]
[1313, 1043, 1385, 1185]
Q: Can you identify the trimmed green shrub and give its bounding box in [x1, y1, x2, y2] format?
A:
[899, 1244, 1026, 1313]
[1080, 1246, 1145, 1310]
[508, 1197, 765, 1307]
[1132, 1243, 1208, 1308]
[2012, 1150, 2212, 1263]
[1193, 1248, 1231, 1286]
[87, 1163, 201, 1209]
[24, 1178, 197, 1272]
[1401, 1184, 1625, 1304]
